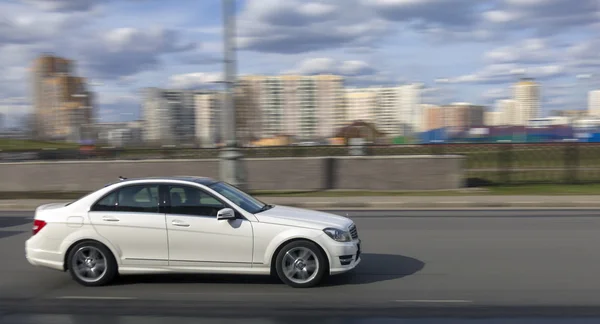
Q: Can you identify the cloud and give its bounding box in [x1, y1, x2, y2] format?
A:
[482, 87, 509, 100]
[237, 0, 391, 54]
[566, 39, 600, 69]
[285, 57, 377, 77]
[450, 63, 567, 84]
[77, 27, 197, 79]
[485, 0, 599, 35]
[0, 8, 82, 45]
[484, 38, 558, 64]
[21, 0, 106, 12]
[168, 72, 223, 89]
[244, 0, 337, 27]
[366, 0, 483, 27]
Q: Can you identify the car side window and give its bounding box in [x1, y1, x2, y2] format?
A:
[91, 191, 118, 212]
[168, 185, 225, 217]
[117, 184, 160, 213]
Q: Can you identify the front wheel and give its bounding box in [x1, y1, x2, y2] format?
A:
[275, 240, 327, 288]
[67, 241, 117, 287]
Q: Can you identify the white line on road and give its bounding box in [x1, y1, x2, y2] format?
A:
[393, 299, 472, 303]
[56, 296, 136, 300]
[439, 201, 470, 204]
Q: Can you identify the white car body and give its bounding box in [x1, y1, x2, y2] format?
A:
[25, 177, 361, 287]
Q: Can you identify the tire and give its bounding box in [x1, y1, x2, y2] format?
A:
[275, 240, 327, 288]
[67, 241, 117, 287]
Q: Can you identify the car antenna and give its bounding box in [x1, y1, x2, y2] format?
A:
[119, 176, 127, 181]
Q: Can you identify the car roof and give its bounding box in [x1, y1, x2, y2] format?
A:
[105, 176, 219, 187]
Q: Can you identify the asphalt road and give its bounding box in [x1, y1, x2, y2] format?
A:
[3, 209, 600, 323]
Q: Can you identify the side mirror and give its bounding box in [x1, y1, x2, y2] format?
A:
[217, 208, 236, 220]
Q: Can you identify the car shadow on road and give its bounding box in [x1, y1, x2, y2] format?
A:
[113, 253, 424, 287]
[324, 253, 425, 286]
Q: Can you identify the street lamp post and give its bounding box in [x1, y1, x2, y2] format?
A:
[219, 0, 246, 189]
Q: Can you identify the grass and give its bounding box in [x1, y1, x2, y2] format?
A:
[3, 184, 600, 200]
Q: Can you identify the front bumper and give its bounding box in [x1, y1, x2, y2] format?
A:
[328, 239, 362, 275]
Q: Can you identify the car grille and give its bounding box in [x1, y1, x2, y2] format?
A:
[349, 224, 359, 239]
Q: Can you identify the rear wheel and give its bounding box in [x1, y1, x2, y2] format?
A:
[67, 241, 117, 287]
[275, 240, 327, 288]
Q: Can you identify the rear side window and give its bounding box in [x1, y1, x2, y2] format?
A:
[91, 191, 118, 212]
[90, 184, 160, 213]
[117, 185, 160, 213]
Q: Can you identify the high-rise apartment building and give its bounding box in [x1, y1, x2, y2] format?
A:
[142, 88, 197, 145]
[31, 54, 94, 141]
[344, 84, 424, 137]
[239, 74, 345, 140]
[589, 90, 600, 117]
[399, 83, 424, 134]
[513, 78, 540, 124]
[345, 89, 377, 124]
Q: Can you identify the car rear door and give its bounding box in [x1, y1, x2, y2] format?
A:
[88, 183, 168, 266]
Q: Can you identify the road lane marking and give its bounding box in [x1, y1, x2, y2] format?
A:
[439, 201, 470, 204]
[56, 296, 136, 300]
[393, 299, 472, 303]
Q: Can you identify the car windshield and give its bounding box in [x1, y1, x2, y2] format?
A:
[208, 181, 269, 214]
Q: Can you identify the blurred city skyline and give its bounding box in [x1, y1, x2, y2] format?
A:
[0, 0, 599, 126]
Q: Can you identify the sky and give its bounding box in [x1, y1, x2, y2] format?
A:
[0, 0, 599, 125]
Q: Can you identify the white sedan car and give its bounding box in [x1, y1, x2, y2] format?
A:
[25, 176, 361, 288]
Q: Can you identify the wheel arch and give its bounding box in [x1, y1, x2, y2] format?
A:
[63, 239, 118, 271]
[269, 238, 330, 276]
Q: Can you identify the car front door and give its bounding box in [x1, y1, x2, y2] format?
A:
[164, 184, 254, 268]
[88, 183, 168, 266]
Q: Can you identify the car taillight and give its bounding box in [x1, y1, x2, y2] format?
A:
[32, 219, 46, 235]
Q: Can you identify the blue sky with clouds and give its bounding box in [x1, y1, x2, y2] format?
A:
[0, 0, 599, 125]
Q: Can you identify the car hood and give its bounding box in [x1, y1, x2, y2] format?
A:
[255, 205, 353, 230]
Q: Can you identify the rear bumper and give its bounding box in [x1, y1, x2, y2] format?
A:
[25, 239, 64, 271]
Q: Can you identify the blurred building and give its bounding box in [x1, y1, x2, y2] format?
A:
[96, 121, 143, 147]
[589, 90, 600, 117]
[345, 89, 377, 125]
[443, 103, 485, 134]
[496, 99, 521, 125]
[195, 92, 223, 147]
[0, 113, 4, 130]
[344, 84, 424, 137]
[142, 88, 197, 145]
[30, 54, 95, 142]
[423, 105, 444, 131]
[484, 111, 504, 126]
[528, 116, 569, 127]
[399, 83, 424, 133]
[551, 109, 588, 119]
[513, 78, 540, 125]
[239, 74, 345, 140]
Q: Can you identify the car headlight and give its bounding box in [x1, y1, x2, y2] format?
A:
[323, 228, 352, 242]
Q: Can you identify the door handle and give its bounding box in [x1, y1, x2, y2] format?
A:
[102, 216, 120, 222]
[172, 220, 190, 227]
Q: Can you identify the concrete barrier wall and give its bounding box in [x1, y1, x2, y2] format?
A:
[0, 155, 465, 192]
[334, 155, 464, 190]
